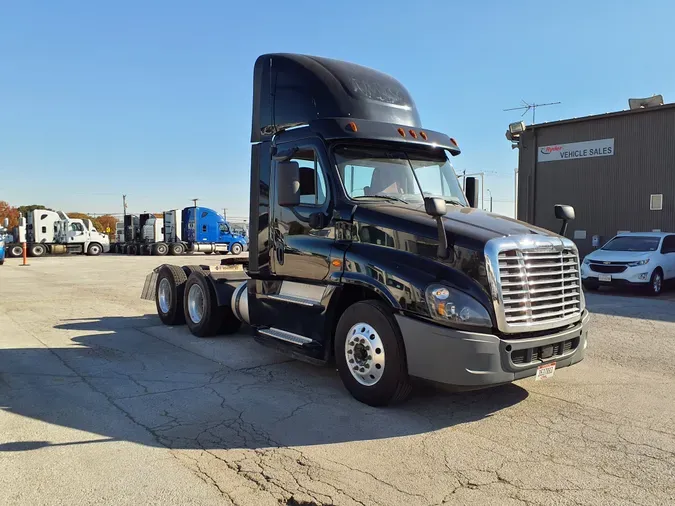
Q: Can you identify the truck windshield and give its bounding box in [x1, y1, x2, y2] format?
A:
[334, 145, 467, 206]
[602, 236, 661, 252]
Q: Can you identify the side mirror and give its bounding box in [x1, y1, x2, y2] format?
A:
[276, 161, 300, 207]
[424, 197, 447, 217]
[554, 204, 575, 237]
[424, 197, 449, 259]
[465, 177, 479, 208]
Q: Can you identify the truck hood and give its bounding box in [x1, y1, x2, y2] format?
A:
[584, 249, 653, 263]
[353, 202, 558, 246]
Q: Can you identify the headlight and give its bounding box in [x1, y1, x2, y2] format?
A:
[627, 259, 649, 267]
[425, 284, 492, 329]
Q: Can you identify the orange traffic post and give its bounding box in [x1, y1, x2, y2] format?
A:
[19, 242, 29, 267]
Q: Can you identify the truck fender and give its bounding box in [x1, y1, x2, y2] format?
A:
[339, 272, 401, 309]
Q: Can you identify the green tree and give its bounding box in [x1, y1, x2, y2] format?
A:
[17, 204, 53, 216]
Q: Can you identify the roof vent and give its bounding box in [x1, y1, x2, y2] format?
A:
[628, 95, 664, 110]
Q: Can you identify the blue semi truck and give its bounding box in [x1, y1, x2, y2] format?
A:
[112, 206, 248, 256]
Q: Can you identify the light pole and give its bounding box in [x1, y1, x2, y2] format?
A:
[486, 189, 493, 213]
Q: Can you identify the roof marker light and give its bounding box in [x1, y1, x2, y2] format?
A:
[420, 131, 428, 140]
[347, 121, 358, 132]
[409, 129, 417, 139]
[450, 137, 458, 147]
[397, 128, 406, 137]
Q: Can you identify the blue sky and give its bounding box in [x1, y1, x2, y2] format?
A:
[2, 0, 674, 219]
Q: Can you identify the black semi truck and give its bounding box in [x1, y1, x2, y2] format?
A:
[141, 53, 589, 406]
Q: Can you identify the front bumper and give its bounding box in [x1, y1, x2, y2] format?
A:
[581, 263, 651, 284]
[397, 311, 589, 387]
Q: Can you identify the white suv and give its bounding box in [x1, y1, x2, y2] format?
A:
[581, 232, 675, 295]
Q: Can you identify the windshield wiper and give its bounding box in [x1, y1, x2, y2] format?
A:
[354, 195, 410, 204]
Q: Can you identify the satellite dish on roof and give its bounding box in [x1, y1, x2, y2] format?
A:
[628, 95, 664, 110]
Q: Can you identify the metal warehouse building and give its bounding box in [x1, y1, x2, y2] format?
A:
[515, 100, 675, 257]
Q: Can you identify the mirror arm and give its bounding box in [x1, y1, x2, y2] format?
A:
[559, 220, 568, 237]
[436, 217, 448, 259]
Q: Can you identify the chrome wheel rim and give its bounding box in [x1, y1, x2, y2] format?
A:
[91, 245, 100, 254]
[187, 283, 205, 324]
[232, 244, 242, 254]
[158, 278, 171, 314]
[654, 274, 662, 293]
[345, 322, 385, 386]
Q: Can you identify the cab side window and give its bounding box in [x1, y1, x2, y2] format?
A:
[290, 149, 327, 206]
[219, 223, 230, 234]
[70, 223, 84, 232]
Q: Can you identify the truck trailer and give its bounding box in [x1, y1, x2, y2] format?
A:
[5, 209, 110, 257]
[141, 53, 589, 406]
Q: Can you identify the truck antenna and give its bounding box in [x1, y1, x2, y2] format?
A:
[503, 100, 561, 124]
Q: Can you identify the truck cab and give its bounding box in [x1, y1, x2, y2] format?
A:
[184, 207, 249, 255]
[144, 53, 589, 407]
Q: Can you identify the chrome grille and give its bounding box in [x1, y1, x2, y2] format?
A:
[497, 248, 581, 328]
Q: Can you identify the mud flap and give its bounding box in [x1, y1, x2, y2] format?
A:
[140, 269, 159, 301]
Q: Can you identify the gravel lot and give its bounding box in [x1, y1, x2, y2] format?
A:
[1, 254, 674, 505]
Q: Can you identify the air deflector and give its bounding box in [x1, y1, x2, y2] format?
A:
[251, 53, 422, 142]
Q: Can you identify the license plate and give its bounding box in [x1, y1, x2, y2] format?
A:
[535, 362, 556, 381]
[598, 274, 612, 282]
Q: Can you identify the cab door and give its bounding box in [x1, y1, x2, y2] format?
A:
[257, 138, 337, 344]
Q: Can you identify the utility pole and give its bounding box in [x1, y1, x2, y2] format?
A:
[514, 168, 518, 219]
[122, 195, 127, 217]
[222, 208, 227, 220]
[486, 189, 493, 213]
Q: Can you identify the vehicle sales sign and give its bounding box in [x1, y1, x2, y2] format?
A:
[538, 138, 614, 163]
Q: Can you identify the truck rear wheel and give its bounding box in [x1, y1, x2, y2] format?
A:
[156, 265, 188, 325]
[230, 243, 243, 255]
[154, 242, 169, 256]
[29, 244, 46, 257]
[170, 243, 184, 255]
[9, 245, 24, 258]
[183, 271, 222, 337]
[87, 243, 102, 256]
[334, 299, 412, 406]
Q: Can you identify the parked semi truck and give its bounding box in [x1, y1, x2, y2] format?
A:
[141, 53, 589, 406]
[4, 209, 110, 257]
[114, 206, 248, 256]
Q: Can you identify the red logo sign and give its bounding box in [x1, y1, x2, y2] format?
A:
[540, 145, 563, 155]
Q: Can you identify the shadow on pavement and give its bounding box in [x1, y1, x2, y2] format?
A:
[1, 314, 528, 453]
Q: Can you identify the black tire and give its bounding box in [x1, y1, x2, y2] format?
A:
[648, 268, 664, 296]
[87, 243, 102, 256]
[155, 265, 188, 325]
[203, 251, 212, 255]
[9, 245, 23, 258]
[230, 242, 243, 255]
[0, 260, 3, 265]
[183, 271, 222, 337]
[170, 243, 184, 256]
[582, 280, 599, 291]
[29, 244, 46, 257]
[154, 242, 169, 256]
[334, 299, 412, 406]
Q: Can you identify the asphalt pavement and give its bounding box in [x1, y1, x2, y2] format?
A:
[0, 254, 673, 505]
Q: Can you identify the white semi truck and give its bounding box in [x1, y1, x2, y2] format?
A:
[5, 209, 110, 257]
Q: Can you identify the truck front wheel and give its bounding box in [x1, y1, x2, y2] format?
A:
[183, 271, 222, 337]
[334, 299, 412, 406]
[230, 243, 243, 255]
[156, 265, 188, 325]
[87, 243, 102, 256]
